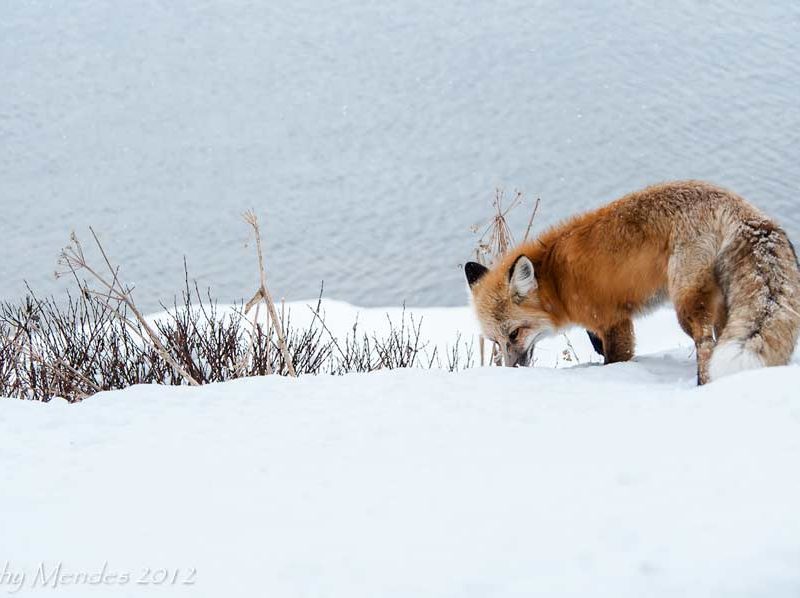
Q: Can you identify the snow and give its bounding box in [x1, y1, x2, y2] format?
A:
[1, 302, 800, 597]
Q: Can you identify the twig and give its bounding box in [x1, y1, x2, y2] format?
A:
[9, 332, 97, 400]
[243, 211, 296, 377]
[523, 197, 541, 242]
[235, 300, 261, 377]
[58, 229, 201, 386]
[562, 333, 581, 364]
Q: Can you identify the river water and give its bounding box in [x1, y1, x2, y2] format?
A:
[2, 1, 798, 309]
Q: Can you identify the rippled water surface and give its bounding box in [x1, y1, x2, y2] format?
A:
[2, 1, 799, 309]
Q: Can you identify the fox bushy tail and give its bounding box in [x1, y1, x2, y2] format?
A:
[709, 218, 800, 380]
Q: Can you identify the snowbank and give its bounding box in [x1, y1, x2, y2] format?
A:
[1, 303, 799, 597]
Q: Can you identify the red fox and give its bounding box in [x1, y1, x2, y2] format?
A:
[465, 180, 800, 384]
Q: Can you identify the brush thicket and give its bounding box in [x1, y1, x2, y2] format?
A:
[0, 281, 476, 402]
[2, 209, 477, 403]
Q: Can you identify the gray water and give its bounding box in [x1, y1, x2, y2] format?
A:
[2, 1, 799, 310]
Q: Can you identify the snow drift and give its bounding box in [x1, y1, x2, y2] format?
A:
[1, 303, 799, 597]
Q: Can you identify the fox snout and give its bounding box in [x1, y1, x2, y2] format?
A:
[502, 344, 533, 368]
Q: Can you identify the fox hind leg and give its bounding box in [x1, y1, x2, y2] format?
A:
[675, 290, 722, 385]
[669, 256, 727, 385]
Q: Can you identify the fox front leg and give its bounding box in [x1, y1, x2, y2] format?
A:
[599, 320, 635, 364]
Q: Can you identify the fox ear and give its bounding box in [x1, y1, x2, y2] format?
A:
[464, 262, 489, 288]
[509, 255, 537, 298]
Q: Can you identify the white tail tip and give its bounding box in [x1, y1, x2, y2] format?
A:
[709, 342, 764, 381]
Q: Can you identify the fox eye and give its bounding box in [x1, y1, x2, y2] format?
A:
[509, 329, 520, 343]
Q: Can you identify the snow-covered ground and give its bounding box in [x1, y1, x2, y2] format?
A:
[2, 302, 800, 597]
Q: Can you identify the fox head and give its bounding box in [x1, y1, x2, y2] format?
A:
[465, 253, 555, 367]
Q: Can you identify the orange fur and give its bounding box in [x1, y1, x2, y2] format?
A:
[466, 180, 800, 384]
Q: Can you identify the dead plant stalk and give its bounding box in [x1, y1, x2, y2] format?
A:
[242, 211, 296, 377]
[58, 228, 201, 386]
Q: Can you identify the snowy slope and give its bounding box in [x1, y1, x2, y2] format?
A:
[1, 304, 799, 597]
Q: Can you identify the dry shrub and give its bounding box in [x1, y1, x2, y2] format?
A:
[0, 280, 475, 402]
[472, 189, 540, 267]
[1, 199, 513, 402]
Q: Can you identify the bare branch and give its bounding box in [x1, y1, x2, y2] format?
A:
[523, 196, 541, 242]
[243, 210, 296, 377]
[58, 231, 201, 386]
